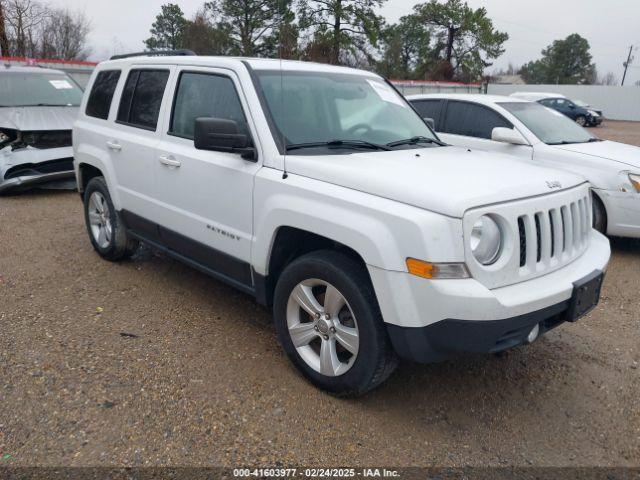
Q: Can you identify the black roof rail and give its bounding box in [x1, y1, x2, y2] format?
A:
[109, 49, 196, 61]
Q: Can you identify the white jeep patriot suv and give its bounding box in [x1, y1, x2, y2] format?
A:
[73, 53, 610, 396]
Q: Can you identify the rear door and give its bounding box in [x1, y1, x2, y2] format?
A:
[153, 66, 262, 291]
[108, 65, 174, 237]
[438, 100, 533, 159]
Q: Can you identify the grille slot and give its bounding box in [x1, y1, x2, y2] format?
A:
[535, 214, 542, 263]
[518, 217, 526, 267]
[548, 211, 555, 258]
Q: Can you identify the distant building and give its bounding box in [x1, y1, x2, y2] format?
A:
[492, 74, 525, 85]
[0, 56, 97, 88]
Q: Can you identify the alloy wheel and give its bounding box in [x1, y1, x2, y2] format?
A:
[286, 279, 359, 376]
[88, 191, 113, 249]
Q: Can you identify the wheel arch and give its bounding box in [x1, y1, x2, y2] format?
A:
[256, 226, 373, 307]
[590, 189, 608, 234]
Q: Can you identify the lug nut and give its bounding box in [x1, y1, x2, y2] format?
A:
[330, 327, 336, 333]
[323, 335, 329, 340]
[314, 325, 319, 331]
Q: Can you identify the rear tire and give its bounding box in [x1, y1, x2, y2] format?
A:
[592, 193, 607, 235]
[273, 250, 398, 397]
[83, 176, 138, 261]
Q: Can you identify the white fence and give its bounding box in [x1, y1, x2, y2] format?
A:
[393, 80, 483, 96]
[487, 84, 640, 122]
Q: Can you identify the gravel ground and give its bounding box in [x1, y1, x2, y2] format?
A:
[0, 122, 639, 468]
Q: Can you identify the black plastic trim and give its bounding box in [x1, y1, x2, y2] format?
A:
[387, 300, 570, 363]
[120, 210, 254, 295]
[110, 50, 196, 60]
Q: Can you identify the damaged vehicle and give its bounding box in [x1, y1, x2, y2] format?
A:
[0, 65, 82, 194]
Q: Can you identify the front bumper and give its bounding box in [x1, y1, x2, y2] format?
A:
[596, 188, 640, 238]
[0, 146, 75, 193]
[387, 270, 604, 362]
[588, 116, 603, 126]
[368, 231, 610, 361]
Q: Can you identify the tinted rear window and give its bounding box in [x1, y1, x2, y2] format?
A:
[117, 69, 170, 130]
[411, 99, 443, 130]
[86, 70, 121, 119]
[442, 101, 511, 139]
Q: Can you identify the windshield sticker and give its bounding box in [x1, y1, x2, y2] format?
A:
[366, 80, 406, 107]
[49, 80, 74, 89]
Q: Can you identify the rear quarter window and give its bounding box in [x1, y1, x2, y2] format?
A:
[117, 69, 170, 131]
[86, 70, 121, 120]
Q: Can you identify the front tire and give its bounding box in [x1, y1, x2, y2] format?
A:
[273, 250, 398, 397]
[576, 115, 587, 127]
[83, 176, 138, 261]
[592, 193, 607, 235]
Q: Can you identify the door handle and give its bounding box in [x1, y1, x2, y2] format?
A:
[106, 140, 122, 151]
[158, 155, 181, 168]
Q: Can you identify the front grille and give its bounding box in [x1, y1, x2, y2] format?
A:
[21, 130, 72, 149]
[464, 184, 592, 290]
[516, 195, 590, 270]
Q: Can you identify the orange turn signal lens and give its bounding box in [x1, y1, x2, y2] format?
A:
[406, 258, 470, 279]
[406, 258, 436, 278]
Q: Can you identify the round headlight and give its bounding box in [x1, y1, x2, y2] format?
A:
[470, 215, 502, 265]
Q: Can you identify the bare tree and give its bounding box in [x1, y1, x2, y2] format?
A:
[3, 0, 47, 56]
[0, 0, 10, 55]
[39, 8, 91, 60]
[597, 71, 618, 86]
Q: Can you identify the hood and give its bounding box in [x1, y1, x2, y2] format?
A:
[286, 146, 586, 218]
[0, 106, 79, 131]
[551, 140, 640, 171]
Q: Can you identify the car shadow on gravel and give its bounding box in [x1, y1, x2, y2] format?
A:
[609, 236, 640, 253]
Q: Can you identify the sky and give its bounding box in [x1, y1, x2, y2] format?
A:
[51, 0, 640, 85]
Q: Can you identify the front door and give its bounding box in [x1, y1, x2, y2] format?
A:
[154, 67, 262, 290]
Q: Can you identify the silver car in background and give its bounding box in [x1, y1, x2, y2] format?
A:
[0, 65, 83, 193]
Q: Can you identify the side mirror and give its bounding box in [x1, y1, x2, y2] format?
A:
[568, 104, 576, 110]
[491, 127, 529, 146]
[194, 117, 256, 161]
[423, 117, 435, 129]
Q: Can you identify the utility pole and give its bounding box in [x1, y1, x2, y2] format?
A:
[621, 45, 634, 86]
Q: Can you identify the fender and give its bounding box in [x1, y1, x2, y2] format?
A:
[251, 168, 465, 276]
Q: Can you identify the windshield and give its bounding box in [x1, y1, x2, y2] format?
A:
[0, 71, 83, 107]
[499, 102, 595, 145]
[574, 100, 589, 108]
[254, 70, 439, 153]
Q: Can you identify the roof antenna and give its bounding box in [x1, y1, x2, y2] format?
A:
[279, 0, 288, 180]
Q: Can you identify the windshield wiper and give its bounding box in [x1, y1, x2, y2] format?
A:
[386, 136, 446, 148]
[285, 139, 392, 152]
[586, 138, 603, 142]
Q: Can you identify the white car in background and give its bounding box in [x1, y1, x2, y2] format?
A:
[0, 65, 82, 193]
[407, 94, 640, 238]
